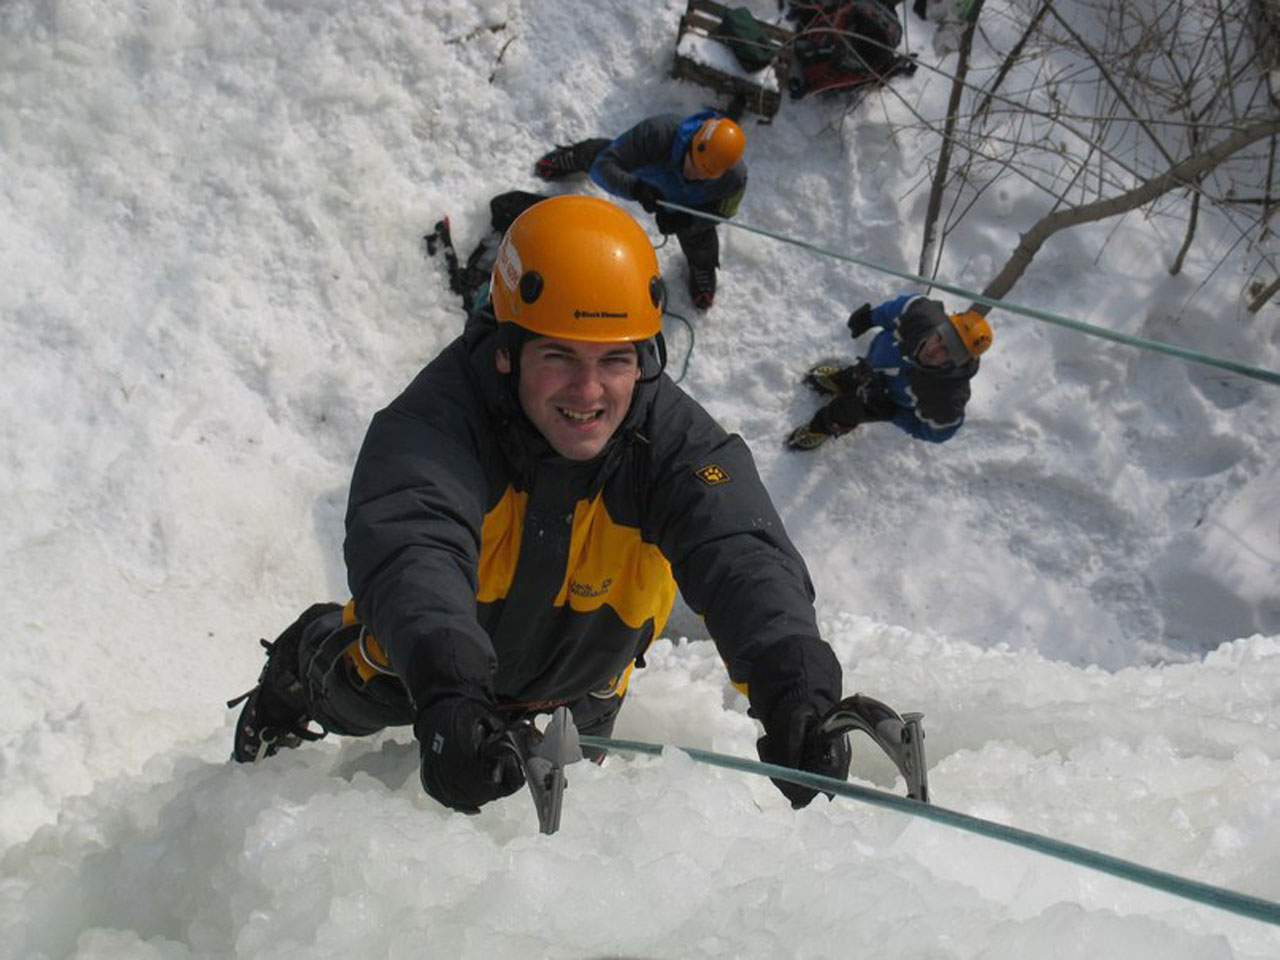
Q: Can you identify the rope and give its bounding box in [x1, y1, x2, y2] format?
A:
[580, 734, 1280, 928]
[664, 309, 697, 383]
[655, 201, 1280, 387]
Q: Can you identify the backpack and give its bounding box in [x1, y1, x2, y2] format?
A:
[425, 190, 546, 318]
[787, 0, 910, 98]
[719, 7, 780, 73]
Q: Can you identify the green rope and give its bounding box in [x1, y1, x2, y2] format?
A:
[656, 200, 1280, 387]
[581, 734, 1280, 928]
[664, 309, 696, 383]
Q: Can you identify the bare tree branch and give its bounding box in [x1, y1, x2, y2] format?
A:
[1170, 186, 1202, 275]
[981, 116, 1280, 303]
[974, 0, 1052, 126]
[1042, 0, 1179, 168]
[1247, 273, 1280, 311]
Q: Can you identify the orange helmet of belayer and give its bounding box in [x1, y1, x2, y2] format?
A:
[947, 309, 994, 359]
[688, 117, 745, 178]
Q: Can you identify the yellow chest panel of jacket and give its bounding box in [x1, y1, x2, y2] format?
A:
[476, 486, 676, 634]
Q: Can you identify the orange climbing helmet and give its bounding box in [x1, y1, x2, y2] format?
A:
[945, 309, 994, 360]
[688, 117, 746, 178]
[490, 195, 666, 342]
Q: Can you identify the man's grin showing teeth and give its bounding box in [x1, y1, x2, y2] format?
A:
[498, 336, 642, 461]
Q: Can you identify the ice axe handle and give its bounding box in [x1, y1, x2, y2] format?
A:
[900, 712, 929, 803]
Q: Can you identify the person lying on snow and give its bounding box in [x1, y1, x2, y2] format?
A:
[230, 196, 851, 814]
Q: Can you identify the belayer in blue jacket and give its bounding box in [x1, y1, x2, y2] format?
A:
[534, 110, 747, 311]
[786, 294, 993, 451]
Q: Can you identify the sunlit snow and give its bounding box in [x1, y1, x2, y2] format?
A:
[2, 1, 1278, 957]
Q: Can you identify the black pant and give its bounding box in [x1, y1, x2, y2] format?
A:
[295, 608, 625, 741]
[814, 392, 868, 435]
[677, 218, 719, 272]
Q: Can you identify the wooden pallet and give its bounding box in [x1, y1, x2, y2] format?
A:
[671, 0, 795, 119]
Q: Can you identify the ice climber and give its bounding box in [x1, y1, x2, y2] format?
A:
[229, 195, 852, 815]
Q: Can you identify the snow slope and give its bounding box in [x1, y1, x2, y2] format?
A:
[2, 0, 1277, 956]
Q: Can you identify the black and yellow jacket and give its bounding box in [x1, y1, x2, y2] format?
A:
[344, 319, 825, 713]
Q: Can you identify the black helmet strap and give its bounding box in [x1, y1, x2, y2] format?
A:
[637, 332, 668, 384]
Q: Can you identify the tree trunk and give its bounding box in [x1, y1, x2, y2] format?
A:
[974, 0, 1051, 126]
[1169, 186, 1201, 276]
[917, 0, 986, 279]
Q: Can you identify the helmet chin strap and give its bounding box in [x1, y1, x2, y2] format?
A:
[637, 333, 668, 384]
[495, 323, 532, 411]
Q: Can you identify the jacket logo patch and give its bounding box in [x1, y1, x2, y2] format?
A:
[570, 578, 613, 598]
[694, 464, 731, 485]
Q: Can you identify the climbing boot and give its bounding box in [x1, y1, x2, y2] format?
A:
[785, 422, 832, 451]
[228, 602, 338, 763]
[803, 363, 846, 395]
[689, 265, 717, 310]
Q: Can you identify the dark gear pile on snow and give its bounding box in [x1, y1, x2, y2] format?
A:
[424, 190, 547, 317]
[718, 6, 782, 72]
[786, 0, 918, 99]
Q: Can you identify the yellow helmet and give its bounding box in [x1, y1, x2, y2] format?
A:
[947, 309, 994, 359]
[491, 195, 665, 342]
[689, 117, 745, 178]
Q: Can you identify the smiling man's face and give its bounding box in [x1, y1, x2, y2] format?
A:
[498, 336, 641, 460]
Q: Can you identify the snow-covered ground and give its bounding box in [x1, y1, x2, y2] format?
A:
[2, 0, 1277, 956]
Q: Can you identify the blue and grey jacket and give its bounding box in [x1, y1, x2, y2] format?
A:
[862, 294, 979, 442]
[589, 110, 747, 219]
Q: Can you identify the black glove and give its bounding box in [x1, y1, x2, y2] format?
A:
[415, 695, 526, 813]
[747, 636, 851, 809]
[847, 303, 874, 337]
[631, 182, 664, 214]
[757, 698, 852, 809]
[655, 208, 693, 235]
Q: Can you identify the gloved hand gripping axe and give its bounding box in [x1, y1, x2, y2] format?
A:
[813, 694, 929, 802]
[502, 706, 584, 835]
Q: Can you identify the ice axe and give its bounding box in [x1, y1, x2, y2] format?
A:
[812, 694, 929, 802]
[504, 695, 927, 835]
[505, 706, 583, 835]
